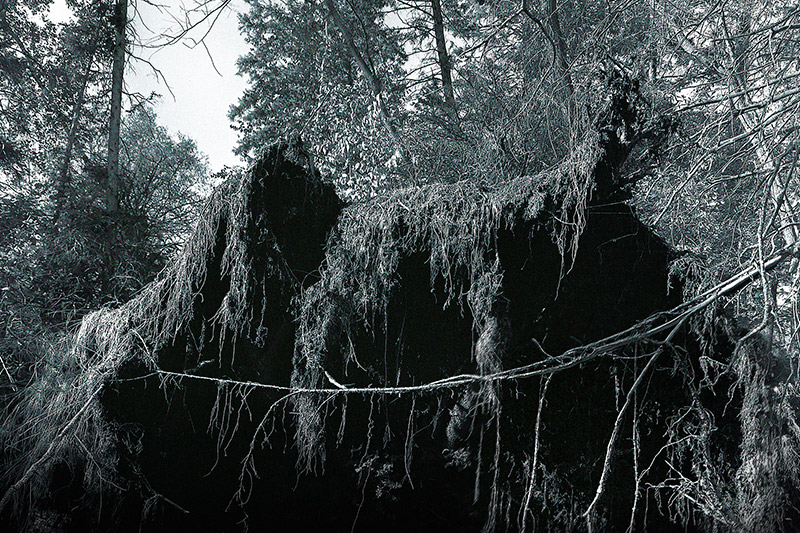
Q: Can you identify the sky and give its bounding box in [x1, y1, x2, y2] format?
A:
[49, 0, 251, 173]
[41, 0, 434, 174]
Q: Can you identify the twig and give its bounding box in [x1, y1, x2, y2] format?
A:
[0, 352, 16, 391]
[404, 395, 416, 489]
[581, 315, 688, 530]
[627, 353, 641, 533]
[521, 374, 550, 531]
[324, 369, 348, 389]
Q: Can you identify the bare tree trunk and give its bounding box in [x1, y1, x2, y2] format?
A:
[431, 0, 457, 118]
[106, 0, 126, 213]
[56, 45, 97, 220]
[544, 0, 573, 98]
[647, 0, 658, 82]
[322, 0, 409, 165]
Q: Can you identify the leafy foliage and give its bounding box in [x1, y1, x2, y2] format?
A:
[230, 0, 406, 195]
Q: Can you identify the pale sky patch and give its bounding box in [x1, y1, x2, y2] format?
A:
[47, 0, 74, 23]
[127, 0, 250, 172]
[47, 0, 250, 172]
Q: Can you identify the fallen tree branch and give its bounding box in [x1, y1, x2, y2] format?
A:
[581, 315, 688, 530]
[577, 243, 800, 528]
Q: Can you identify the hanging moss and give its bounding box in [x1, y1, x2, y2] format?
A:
[291, 130, 601, 469]
[0, 138, 339, 524]
[2, 78, 797, 533]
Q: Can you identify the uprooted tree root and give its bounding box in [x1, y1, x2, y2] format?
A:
[2, 88, 799, 532]
[291, 131, 600, 471]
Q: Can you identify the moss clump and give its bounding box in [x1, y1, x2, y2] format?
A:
[291, 131, 601, 469]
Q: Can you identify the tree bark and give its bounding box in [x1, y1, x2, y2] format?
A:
[544, 0, 573, 98]
[431, 0, 457, 118]
[107, 0, 127, 213]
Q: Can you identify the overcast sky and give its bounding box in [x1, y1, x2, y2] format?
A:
[50, 0, 250, 173]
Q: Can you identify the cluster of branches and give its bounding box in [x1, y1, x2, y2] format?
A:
[0, 0, 210, 391]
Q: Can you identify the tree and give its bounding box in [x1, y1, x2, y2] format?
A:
[431, 0, 457, 118]
[627, 1, 800, 344]
[230, 0, 408, 194]
[56, 31, 100, 219]
[3, 1, 800, 530]
[105, 0, 126, 212]
[119, 104, 210, 254]
[1, 0, 123, 211]
[0, 0, 61, 182]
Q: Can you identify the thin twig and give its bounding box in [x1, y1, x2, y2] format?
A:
[582, 315, 688, 529]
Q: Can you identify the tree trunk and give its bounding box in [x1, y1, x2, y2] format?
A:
[544, 0, 573, 98]
[106, 0, 126, 213]
[56, 45, 97, 220]
[671, 9, 798, 249]
[647, 0, 658, 82]
[724, 12, 797, 248]
[431, 0, 457, 118]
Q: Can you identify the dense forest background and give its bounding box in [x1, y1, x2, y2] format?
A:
[1, 0, 799, 531]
